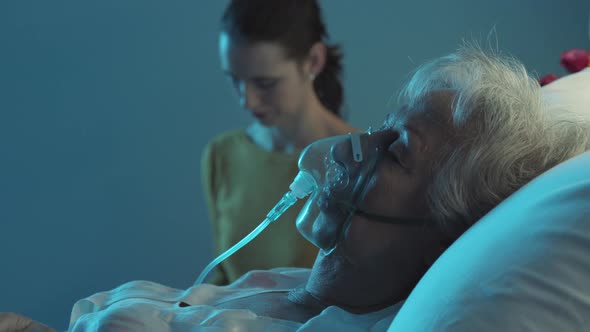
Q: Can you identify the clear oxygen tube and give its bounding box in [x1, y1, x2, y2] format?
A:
[193, 133, 360, 286]
[193, 171, 318, 286]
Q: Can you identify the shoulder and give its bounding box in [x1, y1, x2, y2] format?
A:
[201, 129, 251, 161]
[205, 129, 249, 151]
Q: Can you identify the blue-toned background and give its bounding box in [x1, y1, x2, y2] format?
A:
[1, 1, 588, 329]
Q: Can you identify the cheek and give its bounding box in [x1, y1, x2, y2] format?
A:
[270, 81, 306, 112]
[342, 220, 429, 271]
[343, 219, 404, 258]
[358, 170, 406, 214]
[359, 166, 430, 218]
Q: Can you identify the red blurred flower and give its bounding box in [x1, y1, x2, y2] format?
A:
[560, 49, 590, 73]
[539, 73, 559, 86]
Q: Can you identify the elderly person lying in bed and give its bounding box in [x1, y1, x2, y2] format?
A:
[5, 45, 589, 331]
[64, 45, 590, 331]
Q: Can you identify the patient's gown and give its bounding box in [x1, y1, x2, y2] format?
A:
[68, 268, 401, 332]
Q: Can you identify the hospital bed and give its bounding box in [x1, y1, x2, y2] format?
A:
[1, 69, 589, 332]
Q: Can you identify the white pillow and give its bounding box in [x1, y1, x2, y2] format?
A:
[389, 150, 590, 331]
[541, 68, 590, 119]
[389, 70, 590, 332]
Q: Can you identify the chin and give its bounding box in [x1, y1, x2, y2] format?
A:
[316, 242, 355, 266]
[256, 112, 281, 126]
[254, 117, 272, 127]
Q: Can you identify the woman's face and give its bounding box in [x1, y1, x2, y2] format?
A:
[312, 92, 455, 301]
[218, 32, 314, 128]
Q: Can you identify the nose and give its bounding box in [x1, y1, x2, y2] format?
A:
[329, 133, 369, 168]
[373, 128, 401, 148]
[329, 130, 398, 168]
[325, 132, 382, 194]
[237, 82, 261, 110]
[329, 136, 353, 166]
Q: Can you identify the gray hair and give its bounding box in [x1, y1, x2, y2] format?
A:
[399, 45, 590, 239]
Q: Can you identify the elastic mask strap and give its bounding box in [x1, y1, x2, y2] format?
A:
[355, 209, 433, 227]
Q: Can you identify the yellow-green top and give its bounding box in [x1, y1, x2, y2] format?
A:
[201, 130, 318, 285]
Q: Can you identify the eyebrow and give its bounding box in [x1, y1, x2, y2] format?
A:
[383, 107, 409, 129]
[251, 76, 279, 81]
[383, 109, 426, 147]
[223, 71, 278, 81]
[383, 113, 396, 129]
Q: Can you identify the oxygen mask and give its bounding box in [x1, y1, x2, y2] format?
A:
[194, 130, 380, 285]
[294, 130, 380, 254]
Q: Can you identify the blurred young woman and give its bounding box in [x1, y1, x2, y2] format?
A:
[201, 0, 357, 285]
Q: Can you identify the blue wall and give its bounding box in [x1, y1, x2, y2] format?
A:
[1, 1, 588, 329]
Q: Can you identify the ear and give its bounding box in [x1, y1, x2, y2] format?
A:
[306, 42, 327, 79]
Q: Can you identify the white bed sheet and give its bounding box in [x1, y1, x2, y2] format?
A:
[68, 268, 400, 332]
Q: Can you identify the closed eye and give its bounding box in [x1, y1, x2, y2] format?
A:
[390, 151, 402, 165]
[253, 78, 278, 90]
[389, 139, 411, 170]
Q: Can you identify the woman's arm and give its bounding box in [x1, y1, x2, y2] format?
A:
[0, 313, 56, 332]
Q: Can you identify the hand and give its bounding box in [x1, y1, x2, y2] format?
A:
[0, 313, 56, 332]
